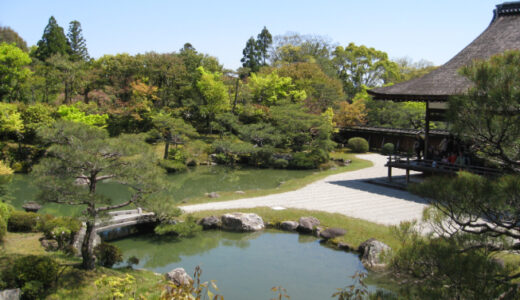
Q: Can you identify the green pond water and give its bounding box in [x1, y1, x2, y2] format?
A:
[6, 165, 314, 216]
[112, 230, 376, 300]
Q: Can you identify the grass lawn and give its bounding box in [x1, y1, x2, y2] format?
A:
[180, 153, 373, 205]
[187, 207, 401, 250]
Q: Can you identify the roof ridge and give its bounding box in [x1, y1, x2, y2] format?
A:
[493, 1, 520, 22]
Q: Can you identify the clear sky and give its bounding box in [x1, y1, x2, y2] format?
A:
[0, 0, 499, 70]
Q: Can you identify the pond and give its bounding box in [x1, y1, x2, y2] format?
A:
[6, 165, 315, 216]
[111, 229, 377, 300]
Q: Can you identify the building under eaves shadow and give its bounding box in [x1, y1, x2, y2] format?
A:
[367, 1, 520, 158]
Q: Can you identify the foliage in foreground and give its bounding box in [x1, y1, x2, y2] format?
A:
[399, 172, 520, 298]
[449, 50, 520, 171]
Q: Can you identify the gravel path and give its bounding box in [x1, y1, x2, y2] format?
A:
[181, 154, 429, 226]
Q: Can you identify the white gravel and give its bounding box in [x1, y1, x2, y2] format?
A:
[181, 154, 429, 226]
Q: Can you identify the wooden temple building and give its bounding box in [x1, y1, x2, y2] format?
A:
[365, 1, 520, 158]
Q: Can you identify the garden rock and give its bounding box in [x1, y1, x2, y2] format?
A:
[221, 213, 264, 232]
[40, 238, 59, 251]
[319, 228, 347, 240]
[358, 238, 391, 270]
[199, 216, 220, 230]
[165, 268, 193, 286]
[337, 242, 353, 251]
[297, 216, 320, 234]
[206, 192, 220, 198]
[280, 221, 299, 231]
[0, 288, 21, 300]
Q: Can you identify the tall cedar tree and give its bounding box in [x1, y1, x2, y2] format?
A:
[67, 20, 90, 61]
[256, 26, 272, 66]
[240, 37, 261, 73]
[34, 16, 71, 61]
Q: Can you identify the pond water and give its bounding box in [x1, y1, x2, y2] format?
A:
[112, 230, 376, 300]
[6, 165, 314, 216]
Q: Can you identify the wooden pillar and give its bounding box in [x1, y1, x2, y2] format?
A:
[425, 100, 430, 160]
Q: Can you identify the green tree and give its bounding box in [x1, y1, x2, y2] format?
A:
[57, 103, 108, 127]
[196, 66, 229, 133]
[402, 172, 520, 298]
[151, 112, 198, 159]
[67, 20, 90, 61]
[47, 53, 85, 103]
[0, 26, 28, 52]
[332, 43, 400, 99]
[275, 62, 344, 112]
[241, 37, 261, 74]
[34, 16, 71, 61]
[0, 43, 32, 102]
[256, 26, 272, 66]
[247, 72, 306, 106]
[449, 50, 520, 171]
[32, 121, 167, 270]
[0, 103, 24, 140]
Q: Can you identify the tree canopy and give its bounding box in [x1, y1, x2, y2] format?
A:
[449, 50, 520, 171]
[32, 121, 168, 269]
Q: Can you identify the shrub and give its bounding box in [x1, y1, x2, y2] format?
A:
[289, 149, 328, 169]
[94, 243, 123, 268]
[168, 147, 188, 164]
[155, 215, 202, 238]
[159, 159, 187, 173]
[272, 158, 289, 169]
[39, 216, 81, 241]
[8, 211, 38, 232]
[126, 256, 140, 268]
[382, 143, 395, 155]
[0, 202, 13, 241]
[347, 137, 369, 153]
[248, 147, 274, 168]
[1, 255, 59, 299]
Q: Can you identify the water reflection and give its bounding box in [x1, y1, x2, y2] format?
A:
[7, 166, 314, 216]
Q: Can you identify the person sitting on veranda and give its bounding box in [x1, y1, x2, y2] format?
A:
[448, 152, 457, 164]
[455, 151, 466, 166]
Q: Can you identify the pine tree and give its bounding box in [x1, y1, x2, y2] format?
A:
[67, 20, 89, 61]
[256, 26, 272, 66]
[34, 16, 71, 61]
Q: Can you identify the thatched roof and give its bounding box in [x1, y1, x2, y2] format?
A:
[368, 2, 520, 102]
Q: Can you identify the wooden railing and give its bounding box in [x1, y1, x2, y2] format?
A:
[385, 154, 503, 183]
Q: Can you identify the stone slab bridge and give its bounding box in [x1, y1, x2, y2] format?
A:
[73, 208, 156, 254]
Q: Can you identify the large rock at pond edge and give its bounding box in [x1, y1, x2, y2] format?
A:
[358, 238, 391, 270]
[297, 216, 320, 234]
[199, 216, 221, 230]
[0, 288, 21, 300]
[221, 213, 265, 232]
[280, 221, 299, 231]
[165, 268, 193, 286]
[319, 228, 347, 240]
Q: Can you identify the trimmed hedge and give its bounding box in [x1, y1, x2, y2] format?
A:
[8, 211, 39, 232]
[347, 137, 369, 153]
[382, 143, 395, 155]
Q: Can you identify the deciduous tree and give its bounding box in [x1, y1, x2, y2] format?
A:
[332, 43, 400, 99]
[0, 43, 32, 101]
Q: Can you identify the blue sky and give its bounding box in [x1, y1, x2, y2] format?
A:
[0, 1, 498, 70]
